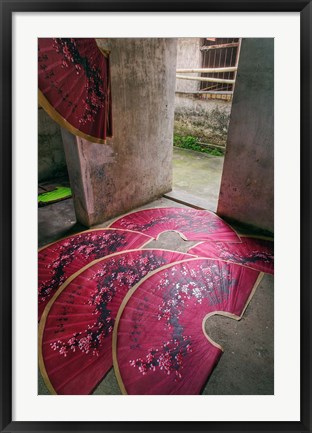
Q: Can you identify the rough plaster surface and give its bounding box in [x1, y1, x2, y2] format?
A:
[38, 108, 67, 182]
[61, 129, 91, 227]
[64, 38, 177, 227]
[174, 96, 231, 146]
[217, 38, 274, 233]
[175, 94, 231, 114]
[175, 38, 202, 93]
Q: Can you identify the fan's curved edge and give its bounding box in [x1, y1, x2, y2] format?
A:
[187, 241, 204, 250]
[95, 42, 110, 57]
[155, 229, 190, 241]
[201, 272, 265, 351]
[112, 258, 264, 395]
[107, 207, 243, 243]
[38, 258, 102, 395]
[38, 90, 111, 144]
[38, 249, 196, 395]
[38, 227, 153, 251]
[112, 257, 198, 395]
[189, 236, 274, 251]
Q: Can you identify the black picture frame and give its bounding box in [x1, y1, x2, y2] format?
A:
[1, 1, 311, 432]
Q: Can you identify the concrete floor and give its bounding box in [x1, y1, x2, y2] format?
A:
[165, 147, 224, 211]
[38, 149, 273, 395]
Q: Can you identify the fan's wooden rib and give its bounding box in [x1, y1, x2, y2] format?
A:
[113, 258, 263, 395]
[39, 249, 194, 394]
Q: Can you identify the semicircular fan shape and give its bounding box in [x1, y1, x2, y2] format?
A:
[38, 38, 112, 143]
[113, 258, 263, 395]
[38, 229, 152, 321]
[188, 237, 274, 275]
[39, 249, 194, 395]
[109, 207, 241, 242]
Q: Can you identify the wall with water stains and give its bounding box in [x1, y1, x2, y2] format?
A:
[62, 38, 178, 227]
[175, 38, 202, 93]
[217, 38, 274, 233]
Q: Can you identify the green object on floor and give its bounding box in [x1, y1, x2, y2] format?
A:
[38, 186, 72, 206]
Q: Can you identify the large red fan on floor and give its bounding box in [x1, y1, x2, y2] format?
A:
[113, 258, 262, 395]
[39, 249, 194, 394]
[188, 236, 274, 275]
[38, 38, 112, 143]
[38, 229, 152, 321]
[109, 207, 241, 242]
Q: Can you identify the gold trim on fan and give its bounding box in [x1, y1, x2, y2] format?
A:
[112, 257, 265, 395]
[38, 90, 112, 144]
[38, 248, 196, 394]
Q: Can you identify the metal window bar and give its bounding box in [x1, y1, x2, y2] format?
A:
[200, 38, 241, 93]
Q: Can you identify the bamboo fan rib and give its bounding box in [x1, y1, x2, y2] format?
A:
[38, 229, 152, 321]
[188, 237, 274, 275]
[113, 258, 262, 395]
[39, 249, 194, 394]
[38, 38, 112, 143]
[109, 207, 241, 242]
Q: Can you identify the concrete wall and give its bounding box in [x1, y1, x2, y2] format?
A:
[175, 38, 202, 92]
[174, 95, 232, 146]
[63, 38, 177, 227]
[174, 38, 232, 146]
[217, 38, 274, 233]
[38, 108, 68, 182]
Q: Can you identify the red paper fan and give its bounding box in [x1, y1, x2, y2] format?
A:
[38, 229, 152, 321]
[113, 258, 262, 395]
[39, 249, 194, 394]
[38, 38, 112, 143]
[109, 207, 241, 242]
[188, 237, 274, 274]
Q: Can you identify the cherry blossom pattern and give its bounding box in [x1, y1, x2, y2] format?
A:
[114, 258, 261, 395]
[38, 38, 112, 141]
[39, 249, 193, 394]
[188, 237, 274, 274]
[38, 229, 151, 320]
[52, 38, 105, 126]
[109, 207, 241, 242]
[128, 336, 192, 379]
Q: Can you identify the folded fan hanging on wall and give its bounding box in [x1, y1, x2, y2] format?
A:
[38, 38, 112, 143]
[188, 236, 274, 275]
[113, 258, 263, 395]
[109, 207, 241, 242]
[38, 229, 152, 321]
[39, 249, 194, 395]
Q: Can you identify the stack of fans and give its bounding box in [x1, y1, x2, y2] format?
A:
[38, 207, 274, 395]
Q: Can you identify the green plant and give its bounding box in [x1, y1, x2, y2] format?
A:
[173, 134, 224, 156]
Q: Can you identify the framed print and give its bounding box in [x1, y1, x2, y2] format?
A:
[1, 0, 311, 432]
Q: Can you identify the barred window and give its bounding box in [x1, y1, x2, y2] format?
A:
[200, 38, 241, 95]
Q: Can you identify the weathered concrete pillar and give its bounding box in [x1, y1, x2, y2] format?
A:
[61, 129, 103, 227]
[217, 38, 274, 233]
[62, 38, 178, 227]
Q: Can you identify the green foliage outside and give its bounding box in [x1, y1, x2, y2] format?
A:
[173, 134, 224, 157]
[174, 106, 230, 147]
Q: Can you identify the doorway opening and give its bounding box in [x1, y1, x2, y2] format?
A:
[168, 37, 241, 211]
